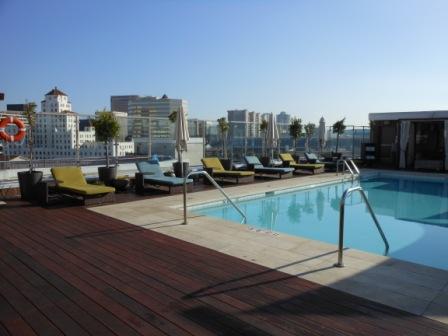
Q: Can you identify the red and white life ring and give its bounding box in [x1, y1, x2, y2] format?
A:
[0, 117, 27, 142]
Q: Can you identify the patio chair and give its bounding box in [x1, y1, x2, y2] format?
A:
[50, 166, 116, 205]
[279, 153, 325, 175]
[201, 157, 254, 184]
[244, 156, 294, 179]
[135, 161, 193, 194]
[304, 152, 338, 171]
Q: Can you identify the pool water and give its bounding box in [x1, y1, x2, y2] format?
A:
[194, 174, 448, 270]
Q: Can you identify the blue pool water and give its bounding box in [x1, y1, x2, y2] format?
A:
[194, 174, 448, 270]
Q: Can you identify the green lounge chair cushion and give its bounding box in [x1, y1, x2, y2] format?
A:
[290, 163, 325, 169]
[51, 166, 115, 195]
[279, 153, 324, 170]
[202, 157, 254, 176]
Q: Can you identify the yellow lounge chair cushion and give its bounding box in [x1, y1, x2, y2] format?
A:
[290, 163, 324, 169]
[279, 153, 296, 164]
[279, 153, 324, 169]
[202, 157, 254, 176]
[51, 166, 115, 195]
[213, 170, 254, 177]
[202, 157, 225, 171]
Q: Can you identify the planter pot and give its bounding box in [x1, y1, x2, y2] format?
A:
[98, 166, 117, 186]
[220, 158, 232, 170]
[173, 162, 190, 178]
[18, 170, 43, 201]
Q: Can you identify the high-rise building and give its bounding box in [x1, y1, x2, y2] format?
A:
[248, 111, 261, 138]
[277, 111, 291, 137]
[227, 109, 249, 138]
[128, 94, 188, 155]
[6, 103, 33, 112]
[188, 118, 205, 137]
[276, 111, 291, 125]
[110, 95, 139, 113]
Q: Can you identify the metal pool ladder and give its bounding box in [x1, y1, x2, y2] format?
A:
[336, 159, 360, 181]
[183, 171, 247, 225]
[334, 186, 389, 267]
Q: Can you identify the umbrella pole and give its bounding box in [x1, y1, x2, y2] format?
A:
[179, 149, 184, 177]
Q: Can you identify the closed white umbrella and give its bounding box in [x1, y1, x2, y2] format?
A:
[318, 117, 326, 153]
[266, 113, 279, 160]
[175, 105, 189, 177]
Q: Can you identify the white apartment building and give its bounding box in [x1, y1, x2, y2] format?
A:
[3, 88, 134, 159]
[41, 87, 72, 113]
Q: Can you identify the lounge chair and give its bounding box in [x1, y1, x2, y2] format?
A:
[304, 152, 338, 171]
[50, 166, 116, 205]
[279, 153, 325, 175]
[201, 157, 254, 184]
[135, 161, 193, 194]
[244, 156, 294, 179]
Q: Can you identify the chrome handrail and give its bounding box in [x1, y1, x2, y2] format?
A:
[183, 171, 247, 225]
[334, 186, 389, 267]
[336, 159, 360, 181]
[349, 159, 360, 175]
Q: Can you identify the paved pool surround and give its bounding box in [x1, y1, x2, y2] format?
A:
[90, 171, 448, 324]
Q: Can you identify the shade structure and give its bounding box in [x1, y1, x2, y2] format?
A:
[266, 113, 279, 160]
[318, 117, 326, 153]
[175, 105, 190, 177]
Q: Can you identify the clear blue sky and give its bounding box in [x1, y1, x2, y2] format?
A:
[1, 0, 448, 125]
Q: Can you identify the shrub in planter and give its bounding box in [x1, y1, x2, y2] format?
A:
[92, 110, 120, 186]
[17, 102, 43, 201]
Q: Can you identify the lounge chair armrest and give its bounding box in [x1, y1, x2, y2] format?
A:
[246, 164, 256, 171]
[135, 172, 144, 194]
[204, 167, 214, 176]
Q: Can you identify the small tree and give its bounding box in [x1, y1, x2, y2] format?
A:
[289, 117, 302, 154]
[23, 102, 37, 172]
[332, 118, 346, 153]
[260, 119, 268, 156]
[92, 110, 120, 167]
[304, 123, 316, 153]
[217, 117, 229, 159]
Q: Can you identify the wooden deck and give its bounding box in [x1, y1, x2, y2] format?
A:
[0, 201, 447, 335]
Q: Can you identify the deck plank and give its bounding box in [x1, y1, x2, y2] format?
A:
[0, 201, 447, 336]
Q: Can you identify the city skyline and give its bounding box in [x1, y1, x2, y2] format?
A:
[2, 0, 448, 125]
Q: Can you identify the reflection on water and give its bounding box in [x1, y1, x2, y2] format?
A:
[196, 175, 448, 270]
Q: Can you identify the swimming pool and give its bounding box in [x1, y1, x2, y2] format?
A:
[194, 173, 448, 270]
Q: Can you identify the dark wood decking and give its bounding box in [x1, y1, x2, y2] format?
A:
[0, 202, 447, 335]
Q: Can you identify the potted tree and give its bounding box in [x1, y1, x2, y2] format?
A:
[92, 110, 120, 186]
[17, 102, 43, 201]
[259, 118, 270, 167]
[217, 117, 231, 170]
[304, 122, 316, 154]
[332, 118, 346, 158]
[289, 117, 302, 162]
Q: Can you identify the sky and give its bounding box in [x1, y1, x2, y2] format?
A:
[1, 0, 448, 125]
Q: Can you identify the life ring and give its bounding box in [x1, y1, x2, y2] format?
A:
[0, 117, 27, 142]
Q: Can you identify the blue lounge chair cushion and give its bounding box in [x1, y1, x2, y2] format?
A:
[136, 162, 192, 185]
[244, 156, 294, 174]
[305, 153, 319, 163]
[142, 174, 192, 186]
